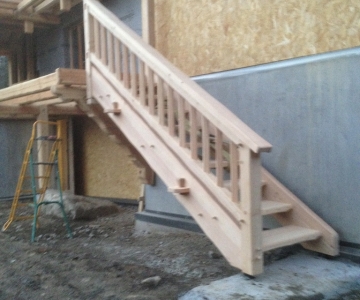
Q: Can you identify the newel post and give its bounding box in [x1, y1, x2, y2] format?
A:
[239, 144, 263, 276]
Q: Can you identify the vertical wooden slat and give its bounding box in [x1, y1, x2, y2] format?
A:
[77, 24, 84, 69]
[139, 60, 146, 105]
[167, 87, 175, 136]
[147, 67, 155, 114]
[190, 106, 198, 159]
[141, 0, 155, 47]
[230, 142, 239, 203]
[100, 25, 107, 64]
[93, 18, 100, 58]
[122, 45, 130, 88]
[107, 30, 114, 73]
[215, 128, 224, 186]
[158, 77, 165, 125]
[239, 145, 263, 276]
[130, 52, 137, 96]
[201, 116, 210, 173]
[114, 40, 121, 80]
[178, 96, 186, 147]
[69, 28, 74, 69]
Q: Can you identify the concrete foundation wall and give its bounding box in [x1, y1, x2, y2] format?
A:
[142, 47, 360, 245]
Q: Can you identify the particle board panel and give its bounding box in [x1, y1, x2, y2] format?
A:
[76, 117, 141, 200]
[155, 0, 360, 76]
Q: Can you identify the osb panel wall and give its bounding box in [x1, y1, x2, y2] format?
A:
[155, 0, 360, 76]
[75, 117, 141, 199]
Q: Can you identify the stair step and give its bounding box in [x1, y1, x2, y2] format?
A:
[261, 200, 292, 215]
[262, 225, 321, 252]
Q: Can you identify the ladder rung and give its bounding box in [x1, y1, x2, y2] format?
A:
[32, 162, 56, 165]
[35, 135, 58, 141]
[21, 189, 44, 194]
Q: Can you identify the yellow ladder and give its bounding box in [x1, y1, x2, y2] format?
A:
[2, 120, 72, 241]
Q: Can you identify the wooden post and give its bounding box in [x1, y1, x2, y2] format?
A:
[37, 107, 50, 189]
[57, 120, 69, 190]
[141, 0, 155, 47]
[239, 144, 263, 276]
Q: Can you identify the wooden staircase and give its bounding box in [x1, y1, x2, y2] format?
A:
[82, 0, 339, 276]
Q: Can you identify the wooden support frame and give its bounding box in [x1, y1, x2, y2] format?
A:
[141, 0, 155, 47]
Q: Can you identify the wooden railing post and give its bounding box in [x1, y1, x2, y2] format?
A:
[239, 144, 263, 276]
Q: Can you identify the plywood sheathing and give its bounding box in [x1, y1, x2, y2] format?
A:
[155, 0, 360, 76]
[77, 117, 141, 200]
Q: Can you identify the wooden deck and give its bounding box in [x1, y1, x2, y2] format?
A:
[0, 68, 86, 118]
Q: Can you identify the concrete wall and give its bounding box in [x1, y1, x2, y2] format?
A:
[0, 56, 8, 89]
[143, 47, 360, 245]
[0, 120, 34, 199]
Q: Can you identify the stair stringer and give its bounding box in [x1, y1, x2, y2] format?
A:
[87, 65, 253, 272]
[262, 168, 339, 256]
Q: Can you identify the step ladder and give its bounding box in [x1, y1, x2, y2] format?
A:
[2, 120, 72, 242]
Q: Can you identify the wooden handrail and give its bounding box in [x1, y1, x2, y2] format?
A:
[84, 0, 272, 154]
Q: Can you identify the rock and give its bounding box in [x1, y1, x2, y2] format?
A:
[41, 190, 121, 220]
[208, 250, 222, 259]
[140, 276, 161, 287]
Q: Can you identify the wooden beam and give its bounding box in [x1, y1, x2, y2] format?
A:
[141, 0, 155, 47]
[0, 72, 57, 102]
[24, 20, 33, 33]
[60, 0, 71, 11]
[17, 0, 43, 11]
[34, 0, 58, 13]
[56, 68, 86, 86]
[0, 104, 84, 119]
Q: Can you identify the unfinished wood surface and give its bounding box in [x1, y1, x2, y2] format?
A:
[262, 168, 339, 256]
[141, 0, 155, 47]
[85, 0, 272, 154]
[263, 226, 321, 252]
[77, 117, 142, 199]
[155, 0, 360, 76]
[84, 0, 339, 276]
[239, 145, 263, 275]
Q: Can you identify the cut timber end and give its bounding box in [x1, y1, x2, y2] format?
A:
[168, 178, 190, 194]
[104, 102, 121, 115]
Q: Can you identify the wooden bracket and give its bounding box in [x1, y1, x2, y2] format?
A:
[168, 178, 190, 194]
[104, 102, 121, 115]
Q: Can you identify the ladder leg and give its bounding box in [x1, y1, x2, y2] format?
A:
[31, 204, 39, 243]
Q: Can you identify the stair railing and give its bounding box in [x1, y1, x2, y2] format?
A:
[84, 0, 272, 275]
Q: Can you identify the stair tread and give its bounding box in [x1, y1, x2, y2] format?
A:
[263, 225, 321, 252]
[261, 200, 292, 215]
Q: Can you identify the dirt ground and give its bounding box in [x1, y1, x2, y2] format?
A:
[0, 200, 244, 300]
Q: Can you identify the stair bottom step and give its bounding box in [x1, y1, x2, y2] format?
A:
[263, 225, 321, 252]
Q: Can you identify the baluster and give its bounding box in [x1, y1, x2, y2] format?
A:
[107, 31, 114, 73]
[177, 96, 186, 147]
[147, 67, 155, 114]
[201, 116, 210, 173]
[138, 60, 146, 105]
[190, 106, 198, 160]
[94, 19, 100, 58]
[114, 40, 121, 81]
[230, 142, 239, 203]
[100, 26, 107, 64]
[157, 77, 165, 125]
[166, 87, 175, 136]
[122, 45, 129, 88]
[130, 52, 137, 97]
[215, 128, 224, 187]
